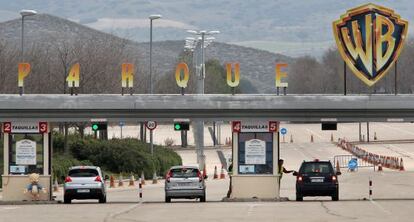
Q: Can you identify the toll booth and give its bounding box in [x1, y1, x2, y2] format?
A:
[230, 120, 280, 199]
[2, 122, 51, 201]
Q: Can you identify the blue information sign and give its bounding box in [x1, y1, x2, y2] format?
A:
[348, 158, 358, 170]
[280, 128, 287, 135]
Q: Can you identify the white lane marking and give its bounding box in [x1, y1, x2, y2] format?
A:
[370, 200, 392, 215]
[0, 207, 20, 211]
[103, 202, 142, 222]
[247, 203, 261, 216]
[388, 144, 414, 158]
[306, 129, 324, 139]
[378, 123, 414, 137]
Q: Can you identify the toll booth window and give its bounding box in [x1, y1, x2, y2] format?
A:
[9, 134, 44, 175]
[238, 132, 273, 174]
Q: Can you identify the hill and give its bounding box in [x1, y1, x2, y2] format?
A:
[0, 14, 292, 93]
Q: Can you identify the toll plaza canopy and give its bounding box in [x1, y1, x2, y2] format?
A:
[0, 94, 413, 122]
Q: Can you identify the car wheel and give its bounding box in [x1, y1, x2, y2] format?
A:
[99, 195, 107, 203]
[296, 194, 303, 201]
[64, 196, 71, 204]
[200, 195, 206, 202]
[165, 196, 171, 203]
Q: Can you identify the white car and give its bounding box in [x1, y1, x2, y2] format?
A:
[165, 166, 207, 203]
[63, 166, 107, 204]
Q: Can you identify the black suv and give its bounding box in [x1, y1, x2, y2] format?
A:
[293, 160, 341, 201]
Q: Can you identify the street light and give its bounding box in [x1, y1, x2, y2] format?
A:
[186, 29, 219, 94]
[20, 9, 37, 59]
[185, 29, 219, 169]
[149, 14, 162, 94]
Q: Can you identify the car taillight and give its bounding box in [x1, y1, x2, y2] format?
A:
[332, 176, 337, 181]
[166, 170, 172, 182]
[64, 176, 72, 183]
[297, 176, 303, 182]
[95, 176, 102, 182]
[197, 170, 202, 182]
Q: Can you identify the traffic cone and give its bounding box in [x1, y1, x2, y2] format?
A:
[110, 175, 115, 188]
[140, 171, 146, 185]
[220, 165, 226, 179]
[374, 132, 377, 140]
[378, 163, 383, 172]
[202, 163, 207, 180]
[213, 166, 218, 179]
[290, 135, 293, 143]
[336, 160, 341, 173]
[400, 158, 405, 171]
[53, 178, 59, 192]
[331, 133, 334, 142]
[152, 171, 158, 184]
[311, 134, 314, 143]
[129, 174, 135, 186]
[118, 175, 124, 187]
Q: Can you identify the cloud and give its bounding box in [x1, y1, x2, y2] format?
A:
[85, 18, 196, 30]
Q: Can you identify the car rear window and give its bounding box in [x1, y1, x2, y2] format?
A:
[69, 169, 99, 177]
[170, 168, 199, 178]
[300, 162, 333, 174]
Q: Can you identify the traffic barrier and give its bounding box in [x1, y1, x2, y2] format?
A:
[220, 165, 226, 179]
[152, 171, 158, 184]
[118, 175, 124, 187]
[213, 166, 219, 179]
[140, 171, 146, 185]
[369, 178, 373, 201]
[138, 178, 143, 202]
[53, 178, 59, 192]
[400, 158, 405, 171]
[331, 133, 334, 142]
[310, 134, 314, 143]
[110, 175, 115, 188]
[290, 135, 293, 143]
[129, 174, 135, 186]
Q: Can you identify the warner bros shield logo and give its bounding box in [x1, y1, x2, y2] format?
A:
[333, 3, 408, 86]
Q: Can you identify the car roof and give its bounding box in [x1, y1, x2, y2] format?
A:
[69, 166, 100, 170]
[170, 165, 199, 170]
[302, 160, 331, 163]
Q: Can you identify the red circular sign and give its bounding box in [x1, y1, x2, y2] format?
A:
[145, 121, 157, 130]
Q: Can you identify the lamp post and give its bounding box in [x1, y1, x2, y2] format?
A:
[149, 14, 162, 94]
[20, 9, 37, 59]
[186, 29, 219, 169]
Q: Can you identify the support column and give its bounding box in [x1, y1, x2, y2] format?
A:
[43, 132, 49, 175]
[3, 133, 9, 175]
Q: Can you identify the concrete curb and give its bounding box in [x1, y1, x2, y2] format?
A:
[0, 200, 60, 205]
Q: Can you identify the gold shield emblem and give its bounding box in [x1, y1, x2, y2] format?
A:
[333, 3, 408, 86]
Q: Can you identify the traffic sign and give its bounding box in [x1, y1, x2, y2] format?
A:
[348, 158, 358, 171]
[119, 121, 125, 127]
[280, 128, 287, 135]
[145, 121, 157, 130]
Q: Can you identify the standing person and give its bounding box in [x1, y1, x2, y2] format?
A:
[278, 159, 294, 188]
[226, 162, 233, 198]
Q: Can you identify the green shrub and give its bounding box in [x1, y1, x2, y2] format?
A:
[53, 135, 182, 179]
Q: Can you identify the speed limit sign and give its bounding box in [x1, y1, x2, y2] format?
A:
[145, 121, 157, 130]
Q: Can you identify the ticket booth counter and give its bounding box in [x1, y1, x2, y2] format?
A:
[2, 122, 51, 201]
[230, 121, 280, 199]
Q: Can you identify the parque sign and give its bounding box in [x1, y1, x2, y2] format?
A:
[333, 3, 408, 86]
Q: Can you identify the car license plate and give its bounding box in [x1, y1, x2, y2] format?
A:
[311, 178, 324, 183]
[77, 189, 90, 193]
[178, 182, 191, 187]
